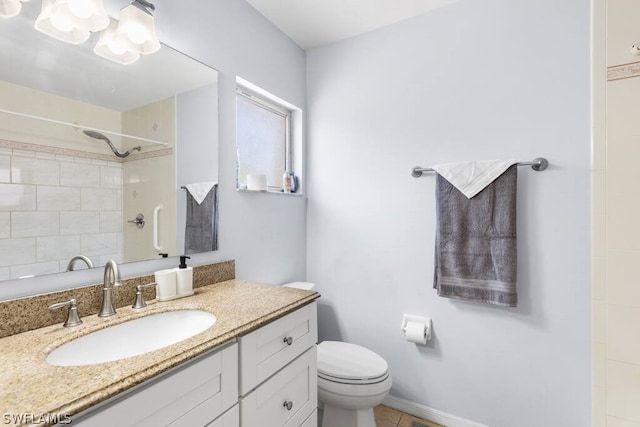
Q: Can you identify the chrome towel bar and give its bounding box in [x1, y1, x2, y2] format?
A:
[411, 157, 549, 178]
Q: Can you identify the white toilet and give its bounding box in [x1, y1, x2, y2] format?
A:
[283, 282, 392, 427]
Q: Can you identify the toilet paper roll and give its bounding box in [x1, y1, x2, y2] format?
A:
[247, 174, 267, 191]
[404, 320, 428, 344]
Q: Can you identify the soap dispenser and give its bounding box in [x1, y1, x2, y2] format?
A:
[176, 255, 193, 296]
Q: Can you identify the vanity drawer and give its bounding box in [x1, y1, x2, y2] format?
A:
[74, 342, 238, 427]
[240, 346, 317, 427]
[240, 302, 317, 394]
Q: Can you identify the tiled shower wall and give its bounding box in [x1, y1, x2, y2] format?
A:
[0, 145, 123, 281]
[593, 0, 640, 425]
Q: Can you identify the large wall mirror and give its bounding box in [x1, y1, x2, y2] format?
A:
[0, 1, 219, 283]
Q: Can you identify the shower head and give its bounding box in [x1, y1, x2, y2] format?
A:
[83, 130, 141, 158]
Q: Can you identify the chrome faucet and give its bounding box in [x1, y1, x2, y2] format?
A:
[99, 260, 122, 317]
[65, 255, 94, 271]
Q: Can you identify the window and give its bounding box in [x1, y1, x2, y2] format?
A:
[235, 79, 301, 194]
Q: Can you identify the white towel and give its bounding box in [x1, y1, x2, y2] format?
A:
[432, 159, 517, 198]
[184, 182, 217, 205]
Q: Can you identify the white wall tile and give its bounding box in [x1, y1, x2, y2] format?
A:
[81, 233, 119, 257]
[0, 184, 36, 211]
[594, 341, 606, 388]
[11, 156, 60, 185]
[99, 211, 122, 233]
[60, 211, 100, 235]
[0, 267, 9, 281]
[607, 250, 640, 307]
[0, 238, 35, 267]
[594, 300, 607, 344]
[11, 212, 59, 238]
[608, 416, 640, 427]
[36, 235, 80, 262]
[608, 360, 640, 422]
[607, 0, 640, 67]
[100, 166, 122, 188]
[98, 253, 123, 266]
[594, 386, 606, 427]
[81, 188, 119, 211]
[10, 261, 59, 279]
[608, 305, 640, 365]
[0, 155, 10, 183]
[607, 211, 640, 251]
[0, 212, 9, 238]
[37, 186, 81, 211]
[60, 162, 100, 187]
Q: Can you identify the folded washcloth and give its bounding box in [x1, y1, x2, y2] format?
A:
[433, 165, 518, 307]
[184, 182, 217, 205]
[432, 159, 517, 198]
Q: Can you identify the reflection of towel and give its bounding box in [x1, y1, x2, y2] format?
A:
[185, 182, 216, 205]
[433, 166, 518, 307]
[185, 184, 218, 254]
[432, 159, 517, 198]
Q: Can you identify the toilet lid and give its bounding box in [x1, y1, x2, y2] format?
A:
[317, 341, 388, 381]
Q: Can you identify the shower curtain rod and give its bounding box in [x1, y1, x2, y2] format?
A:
[411, 157, 549, 178]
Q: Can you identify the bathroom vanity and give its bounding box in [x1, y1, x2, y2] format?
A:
[0, 278, 319, 427]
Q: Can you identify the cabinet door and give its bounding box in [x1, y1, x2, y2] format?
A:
[240, 302, 317, 394]
[300, 410, 318, 427]
[241, 346, 317, 427]
[74, 342, 238, 427]
[206, 404, 239, 427]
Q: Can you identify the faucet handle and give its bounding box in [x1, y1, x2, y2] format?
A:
[132, 282, 158, 309]
[48, 298, 83, 327]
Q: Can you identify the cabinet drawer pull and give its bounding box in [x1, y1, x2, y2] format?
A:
[283, 401, 293, 411]
[283, 336, 293, 346]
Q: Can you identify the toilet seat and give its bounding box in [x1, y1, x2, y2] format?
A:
[318, 341, 389, 385]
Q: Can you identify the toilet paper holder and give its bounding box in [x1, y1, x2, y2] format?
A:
[401, 314, 432, 342]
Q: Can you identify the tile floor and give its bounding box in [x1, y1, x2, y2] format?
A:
[373, 405, 444, 427]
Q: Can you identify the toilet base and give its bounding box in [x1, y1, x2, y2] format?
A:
[321, 403, 375, 427]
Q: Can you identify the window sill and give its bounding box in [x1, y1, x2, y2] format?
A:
[236, 188, 304, 197]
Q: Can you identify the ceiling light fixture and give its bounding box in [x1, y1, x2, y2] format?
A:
[0, 0, 28, 19]
[34, 0, 90, 44]
[51, 0, 109, 32]
[94, 18, 140, 65]
[115, 0, 160, 55]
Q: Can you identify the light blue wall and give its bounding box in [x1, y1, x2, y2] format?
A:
[0, 0, 308, 299]
[306, 0, 591, 426]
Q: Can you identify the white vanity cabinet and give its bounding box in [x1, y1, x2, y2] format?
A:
[239, 302, 318, 427]
[73, 342, 239, 427]
[68, 302, 318, 427]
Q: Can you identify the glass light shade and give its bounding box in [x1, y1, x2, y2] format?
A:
[94, 19, 140, 65]
[35, 0, 90, 44]
[51, 0, 109, 32]
[0, 0, 24, 18]
[115, 3, 160, 55]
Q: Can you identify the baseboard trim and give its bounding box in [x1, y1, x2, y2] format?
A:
[383, 395, 489, 427]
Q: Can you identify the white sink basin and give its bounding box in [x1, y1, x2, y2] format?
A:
[46, 310, 216, 366]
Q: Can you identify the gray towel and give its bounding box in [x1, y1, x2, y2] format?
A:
[433, 165, 517, 307]
[185, 184, 218, 254]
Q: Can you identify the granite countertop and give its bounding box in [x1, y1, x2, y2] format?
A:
[0, 280, 319, 425]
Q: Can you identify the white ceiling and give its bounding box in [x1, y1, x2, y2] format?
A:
[245, 0, 459, 50]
